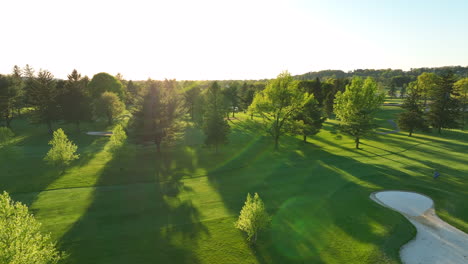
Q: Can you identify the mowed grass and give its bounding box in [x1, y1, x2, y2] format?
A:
[1, 107, 467, 264]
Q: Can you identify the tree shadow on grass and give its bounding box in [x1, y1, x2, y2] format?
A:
[204, 128, 468, 264]
[58, 143, 209, 264]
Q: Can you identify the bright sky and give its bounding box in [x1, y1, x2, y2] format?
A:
[1, 0, 467, 80]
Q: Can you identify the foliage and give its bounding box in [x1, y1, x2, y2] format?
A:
[59, 69, 92, 131]
[24, 70, 60, 133]
[249, 71, 311, 149]
[223, 82, 240, 118]
[94, 91, 125, 125]
[427, 71, 461, 133]
[183, 85, 201, 121]
[0, 72, 21, 128]
[454, 78, 468, 129]
[44, 128, 79, 168]
[134, 79, 182, 152]
[203, 81, 230, 152]
[334, 77, 385, 148]
[109, 124, 127, 151]
[0, 191, 63, 264]
[88, 72, 125, 100]
[235, 193, 270, 243]
[294, 96, 326, 142]
[397, 82, 429, 136]
[417, 72, 439, 106]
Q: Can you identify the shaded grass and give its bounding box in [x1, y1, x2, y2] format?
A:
[1, 108, 467, 264]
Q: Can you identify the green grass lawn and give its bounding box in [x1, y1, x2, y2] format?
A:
[2, 108, 467, 264]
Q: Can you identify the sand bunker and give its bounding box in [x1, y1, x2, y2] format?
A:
[371, 190, 468, 264]
[86, 131, 112, 137]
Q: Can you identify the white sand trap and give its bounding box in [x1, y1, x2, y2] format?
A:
[371, 190, 468, 264]
[86, 131, 112, 137]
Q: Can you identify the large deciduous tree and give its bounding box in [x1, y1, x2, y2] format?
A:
[294, 96, 326, 142]
[427, 71, 461, 134]
[454, 78, 468, 129]
[249, 71, 311, 149]
[334, 77, 385, 149]
[397, 82, 429, 136]
[94, 91, 125, 125]
[88, 72, 125, 100]
[0, 191, 64, 264]
[203, 81, 230, 153]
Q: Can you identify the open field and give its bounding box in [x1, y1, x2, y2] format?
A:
[2, 106, 468, 264]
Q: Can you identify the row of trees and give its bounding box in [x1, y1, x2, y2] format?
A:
[398, 72, 468, 136]
[0, 66, 128, 132]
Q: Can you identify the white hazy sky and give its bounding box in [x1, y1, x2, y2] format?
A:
[1, 0, 467, 80]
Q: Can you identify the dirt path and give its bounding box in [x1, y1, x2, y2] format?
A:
[371, 190, 468, 264]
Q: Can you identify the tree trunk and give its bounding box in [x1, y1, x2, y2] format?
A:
[303, 134, 307, 143]
[5, 116, 12, 128]
[250, 113, 253, 120]
[355, 137, 360, 149]
[274, 136, 279, 150]
[438, 126, 442, 134]
[409, 128, 413, 137]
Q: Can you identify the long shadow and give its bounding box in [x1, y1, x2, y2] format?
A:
[58, 143, 209, 264]
[4, 120, 108, 207]
[204, 126, 468, 263]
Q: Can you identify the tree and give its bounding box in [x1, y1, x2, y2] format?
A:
[183, 85, 201, 121]
[25, 70, 60, 133]
[454, 78, 468, 129]
[397, 82, 428, 136]
[400, 84, 407, 98]
[109, 124, 127, 151]
[203, 81, 230, 153]
[417, 72, 439, 107]
[427, 71, 461, 134]
[0, 191, 64, 264]
[249, 71, 311, 149]
[0, 75, 15, 127]
[88, 72, 125, 100]
[223, 82, 240, 118]
[60, 69, 92, 131]
[94, 91, 125, 125]
[134, 79, 182, 153]
[235, 193, 270, 244]
[44, 128, 79, 170]
[388, 83, 397, 98]
[334, 77, 385, 149]
[294, 96, 326, 142]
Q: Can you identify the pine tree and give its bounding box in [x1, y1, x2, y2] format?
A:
[397, 82, 428, 136]
[60, 69, 92, 132]
[235, 193, 271, 244]
[203, 82, 230, 153]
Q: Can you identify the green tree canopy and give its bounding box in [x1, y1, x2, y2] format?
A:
[235, 193, 270, 244]
[397, 82, 429, 136]
[249, 71, 311, 149]
[0, 191, 64, 264]
[44, 128, 79, 169]
[94, 91, 125, 125]
[454, 78, 468, 129]
[88, 72, 125, 100]
[203, 81, 230, 153]
[334, 77, 385, 149]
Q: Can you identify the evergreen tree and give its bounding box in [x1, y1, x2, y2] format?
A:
[109, 124, 127, 151]
[397, 82, 428, 136]
[235, 193, 270, 244]
[26, 70, 60, 133]
[427, 71, 461, 134]
[203, 82, 230, 153]
[60, 69, 92, 131]
[334, 77, 385, 149]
